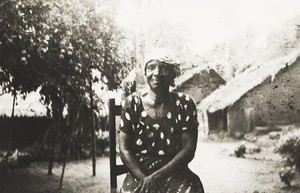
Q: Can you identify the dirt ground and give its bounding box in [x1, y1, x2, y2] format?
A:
[1, 131, 300, 193]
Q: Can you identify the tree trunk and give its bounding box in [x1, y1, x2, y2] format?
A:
[90, 81, 96, 176]
[48, 105, 61, 175]
[7, 92, 16, 153]
[48, 143, 54, 175]
[59, 149, 67, 190]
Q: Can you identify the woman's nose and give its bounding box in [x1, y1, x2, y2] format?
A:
[152, 66, 159, 75]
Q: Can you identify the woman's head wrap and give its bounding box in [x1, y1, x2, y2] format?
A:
[143, 48, 182, 77]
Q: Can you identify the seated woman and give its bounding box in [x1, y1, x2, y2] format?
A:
[119, 48, 205, 193]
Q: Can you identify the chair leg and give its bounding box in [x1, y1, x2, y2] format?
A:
[110, 187, 118, 193]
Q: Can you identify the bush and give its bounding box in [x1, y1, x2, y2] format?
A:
[276, 129, 300, 168]
[234, 144, 246, 158]
[25, 143, 61, 162]
[279, 166, 296, 187]
[0, 149, 32, 171]
[95, 130, 109, 156]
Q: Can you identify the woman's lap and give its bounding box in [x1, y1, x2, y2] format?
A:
[120, 167, 204, 193]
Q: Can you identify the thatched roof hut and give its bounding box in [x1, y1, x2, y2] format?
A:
[197, 47, 300, 135]
[198, 47, 300, 113]
[173, 65, 226, 105]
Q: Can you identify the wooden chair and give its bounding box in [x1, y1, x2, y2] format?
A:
[109, 98, 128, 192]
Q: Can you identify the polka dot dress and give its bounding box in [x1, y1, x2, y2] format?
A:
[119, 92, 204, 193]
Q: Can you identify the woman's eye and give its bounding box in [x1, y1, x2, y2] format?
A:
[147, 66, 156, 71]
[146, 65, 158, 74]
[160, 66, 168, 72]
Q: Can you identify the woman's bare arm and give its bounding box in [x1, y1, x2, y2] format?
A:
[139, 130, 198, 191]
[152, 130, 198, 178]
[119, 131, 147, 181]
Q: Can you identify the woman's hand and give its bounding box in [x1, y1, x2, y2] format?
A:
[144, 131, 197, 181]
[138, 172, 162, 193]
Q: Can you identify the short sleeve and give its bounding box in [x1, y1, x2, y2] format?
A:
[180, 94, 199, 133]
[119, 94, 140, 135]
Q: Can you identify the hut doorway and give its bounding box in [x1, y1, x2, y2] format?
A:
[207, 108, 228, 132]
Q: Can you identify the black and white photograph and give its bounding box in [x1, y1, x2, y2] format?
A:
[1, 0, 300, 192]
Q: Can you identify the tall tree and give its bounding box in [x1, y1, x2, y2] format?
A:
[0, 0, 135, 186]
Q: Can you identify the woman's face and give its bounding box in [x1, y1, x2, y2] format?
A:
[145, 60, 174, 92]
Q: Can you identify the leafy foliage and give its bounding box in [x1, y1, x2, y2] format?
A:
[276, 129, 300, 168]
[0, 0, 135, 160]
[276, 128, 300, 187]
[0, 0, 134, 104]
[279, 166, 296, 187]
[234, 144, 246, 158]
[0, 149, 32, 171]
[0, 0, 49, 95]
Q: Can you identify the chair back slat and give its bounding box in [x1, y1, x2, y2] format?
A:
[109, 98, 128, 191]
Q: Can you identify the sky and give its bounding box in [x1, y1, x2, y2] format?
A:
[116, 0, 300, 55]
